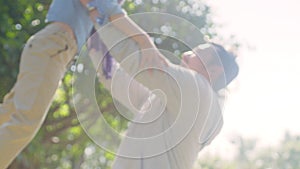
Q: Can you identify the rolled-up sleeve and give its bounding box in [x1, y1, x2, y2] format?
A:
[96, 0, 125, 17]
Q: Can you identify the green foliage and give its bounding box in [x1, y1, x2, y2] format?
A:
[0, 0, 50, 100]
[123, 0, 215, 63]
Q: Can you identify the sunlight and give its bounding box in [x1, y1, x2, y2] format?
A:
[204, 0, 300, 157]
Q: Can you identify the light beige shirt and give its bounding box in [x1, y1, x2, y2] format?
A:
[94, 25, 223, 169]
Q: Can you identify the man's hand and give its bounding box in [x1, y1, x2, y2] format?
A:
[139, 48, 169, 71]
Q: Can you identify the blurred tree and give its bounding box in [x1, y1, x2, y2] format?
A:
[193, 155, 237, 169]
[231, 136, 257, 168]
[252, 132, 300, 169]
[194, 133, 300, 169]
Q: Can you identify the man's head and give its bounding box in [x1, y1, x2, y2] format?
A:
[181, 43, 239, 91]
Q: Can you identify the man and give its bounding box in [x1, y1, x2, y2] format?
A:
[0, 0, 163, 168]
[88, 22, 239, 169]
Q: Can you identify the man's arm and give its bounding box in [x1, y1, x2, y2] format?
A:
[89, 48, 153, 115]
[79, 0, 157, 113]
[80, 0, 167, 69]
[109, 14, 168, 68]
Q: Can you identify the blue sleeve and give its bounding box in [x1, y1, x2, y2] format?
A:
[96, 0, 125, 17]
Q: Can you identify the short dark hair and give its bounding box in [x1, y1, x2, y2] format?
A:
[211, 43, 239, 91]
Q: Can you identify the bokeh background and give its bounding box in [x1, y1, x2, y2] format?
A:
[0, 0, 299, 168]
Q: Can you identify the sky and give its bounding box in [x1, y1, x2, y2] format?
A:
[199, 0, 300, 157]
